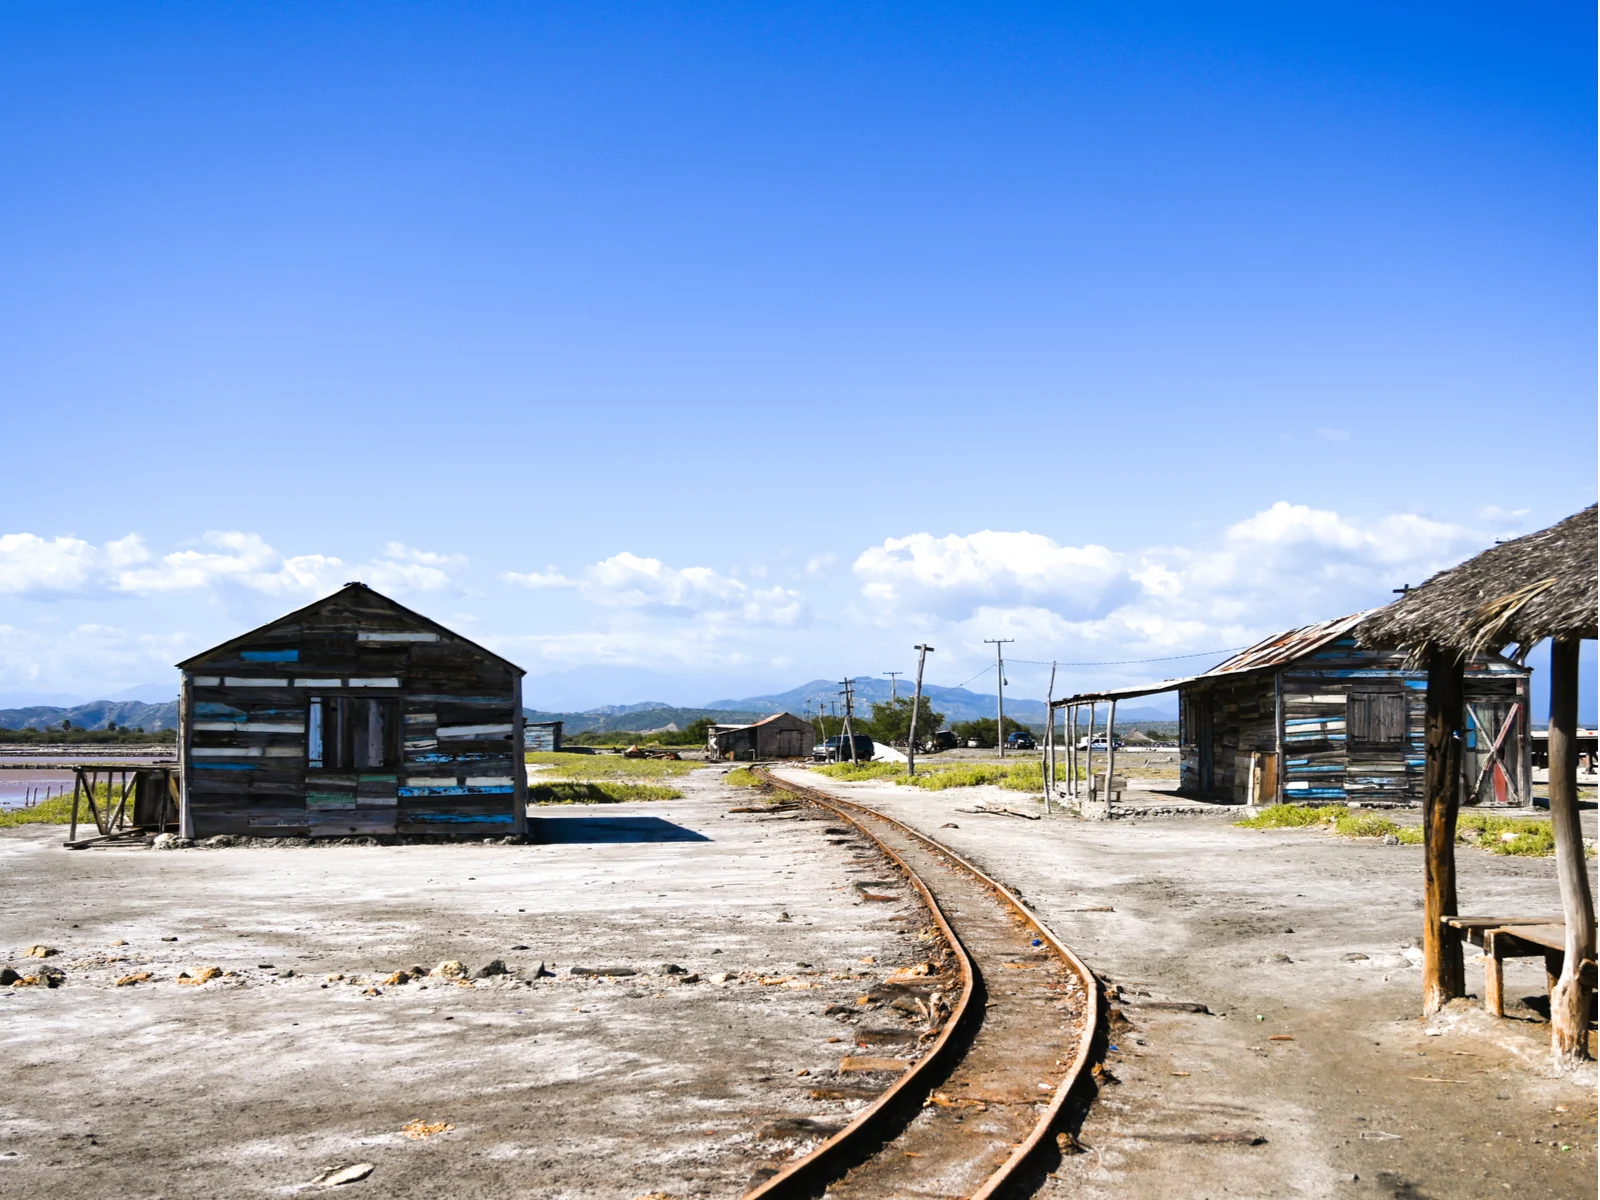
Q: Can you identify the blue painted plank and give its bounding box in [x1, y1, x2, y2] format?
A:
[241, 650, 300, 662]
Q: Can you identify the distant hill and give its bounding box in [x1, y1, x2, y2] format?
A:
[702, 678, 1176, 726]
[524, 706, 768, 735]
[0, 699, 180, 732]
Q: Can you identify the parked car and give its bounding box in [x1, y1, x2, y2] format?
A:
[929, 730, 958, 752]
[814, 734, 875, 763]
[1005, 730, 1037, 750]
[1075, 736, 1124, 750]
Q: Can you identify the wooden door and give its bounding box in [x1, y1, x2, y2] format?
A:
[1197, 699, 1215, 794]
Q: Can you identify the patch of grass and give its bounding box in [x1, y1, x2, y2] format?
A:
[524, 751, 698, 781]
[1236, 803, 1559, 855]
[725, 767, 764, 788]
[0, 792, 78, 827]
[527, 781, 682, 805]
[1457, 812, 1557, 857]
[813, 761, 906, 782]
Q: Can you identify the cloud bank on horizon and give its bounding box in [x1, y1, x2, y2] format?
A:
[0, 500, 1519, 705]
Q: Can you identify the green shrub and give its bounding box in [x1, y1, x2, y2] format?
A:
[525, 751, 698, 780]
[527, 781, 682, 805]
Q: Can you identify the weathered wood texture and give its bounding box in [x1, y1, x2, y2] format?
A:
[1421, 648, 1466, 1014]
[1177, 635, 1527, 804]
[1547, 634, 1596, 1063]
[177, 584, 525, 840]
[714, 712, 816, 760]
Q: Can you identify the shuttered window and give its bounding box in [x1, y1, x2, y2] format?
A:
[1348, 692, 1406, 745]
[308, 697, 401, 769]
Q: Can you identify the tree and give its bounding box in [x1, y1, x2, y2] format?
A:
[60, 719, 72, 731]
[949, 716, 1030, 749]
[858, 697, 946, 747]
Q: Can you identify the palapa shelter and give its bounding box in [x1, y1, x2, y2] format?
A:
[712, 712, 816, 761]
[1048, 613, 1530, 810]
[176, 583, 527, 841]
[1358, 504, 1597, 1065]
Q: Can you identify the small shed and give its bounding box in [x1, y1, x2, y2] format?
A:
[525, 721, 563, 752]
[713, 712, 816, 761]
[176, 582, 527, 840]
[1051, 612, 1530, 807]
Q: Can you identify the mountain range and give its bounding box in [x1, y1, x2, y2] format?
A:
[0, 678, 1177, 735]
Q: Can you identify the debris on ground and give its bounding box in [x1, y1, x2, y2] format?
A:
[475, 959, 508, 978]
[176, 966, 223, 985]
[317, 1161, 376, 1186]
[401, 1119, 454, 1140]
[570, 965, 637, 977]
[24, 945, 57, 958]
[431, 960, 468, 979]
[116, 972, 154, 987]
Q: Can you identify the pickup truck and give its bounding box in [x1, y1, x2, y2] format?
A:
[813, 735, 875, 763]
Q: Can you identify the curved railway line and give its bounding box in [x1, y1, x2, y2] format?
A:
[744, 769, 1103, 1200]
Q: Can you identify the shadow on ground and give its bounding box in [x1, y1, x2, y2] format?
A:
[529, 815, 711, 843]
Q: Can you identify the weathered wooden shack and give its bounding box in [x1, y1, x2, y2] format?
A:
[1054, 611, 1530, 806]
[712, 712, 816, 760]
[176, 583, 526, 840]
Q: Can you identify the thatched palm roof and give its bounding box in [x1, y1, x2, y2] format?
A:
[1359, 505, 1597, 659]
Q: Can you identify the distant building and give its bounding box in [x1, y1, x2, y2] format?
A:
[176, 583, 527, 840]
[712, 712, 816, 761]
[525, 721, 563, 752]
[1056, 612, 1531, 805]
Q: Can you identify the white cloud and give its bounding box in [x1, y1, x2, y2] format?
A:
[853, 531, 1131, 620]
[1315, 426, 1352, 443]
[508, 551, 803, 627]
[853, 503, 1490, 681]
[384, 542, 467, 568]
[0, 531, 461, 600]
[0, 622, 189, 695]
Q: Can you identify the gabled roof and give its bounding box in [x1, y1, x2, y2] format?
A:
[176, 582, 525, 675]
[1052, 611, 1375, 707]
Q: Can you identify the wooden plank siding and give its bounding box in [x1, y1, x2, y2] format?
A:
[1179, 636, 1529, 804]
[177, 584, 526, 839]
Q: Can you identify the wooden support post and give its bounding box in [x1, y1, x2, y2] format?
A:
[1547, 633, 1596, 1065]
[1104, 699, 1118, 817]
[1085, 703, 1095, 803]
[1483, 937, 1505, 1017]
[1422, 646, 1466, 1014]
[68, 773, 81, 844]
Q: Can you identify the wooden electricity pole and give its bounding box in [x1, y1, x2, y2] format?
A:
[840, 678, 859, 765]
[907, 645, 933, 777]
[883, 671, 902, 703]
[985, 638, 1014, 757]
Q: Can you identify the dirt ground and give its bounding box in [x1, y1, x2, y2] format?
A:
[779, 768, 1598, 1200]
[0, 769, 936, 1198]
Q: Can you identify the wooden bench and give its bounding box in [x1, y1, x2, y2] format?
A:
[1091, 775, 1127, 802]
[1443, 916, 1566, 1017]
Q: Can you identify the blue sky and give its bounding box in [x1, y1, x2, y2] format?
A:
[0, 3, 1593, 714]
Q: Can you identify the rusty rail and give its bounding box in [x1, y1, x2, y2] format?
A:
[742, 768, 1102, 1200]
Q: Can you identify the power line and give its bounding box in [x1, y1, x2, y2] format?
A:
[1007, 647, 1246, 668]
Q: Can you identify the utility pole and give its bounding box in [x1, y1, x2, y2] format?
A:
[839, 678, 858, 765]
[883, 671, 902, 704]
[907, 644, 933, 777]
[984, 639, 1014, 757]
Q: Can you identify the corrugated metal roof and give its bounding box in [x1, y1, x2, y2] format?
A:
[1051, 610, 1376, 708]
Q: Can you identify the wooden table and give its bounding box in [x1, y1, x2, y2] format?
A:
[1443, 916, 1566, 1017]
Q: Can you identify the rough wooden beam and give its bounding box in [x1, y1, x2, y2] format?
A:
[1547, 633, 1596, 1065]
[1422, 645, 1465, 1014]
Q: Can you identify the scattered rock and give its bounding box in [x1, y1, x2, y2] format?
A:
[1381, 834, 1399, 846]
[317, 1161, 375, 1187]
[24, 945, 58, 958]
[758, 1117, 842, 1139]
[0, 968, 18, 986]
[778, 912, 793, 922]
[151, 833, 179, 850]
[475, 959, 509, 979]
[160, 936, 178, 942]
[116, 972, 153, 987]
[277, 969, 297, 978]
[656, 963, 689, 976]
[176, 966, 223, 986]
[941, 822, 960, 829]
[203, 835, 236, 848]
[569, 965, 636, 977]
[1342, 953, 1369, 962]
[432, 960, 469, 980]
[709, 972, 732, 985]
[509, 944, 531, 951]
[383, 971, 412, 986]
[1263, 953, 1294, 965]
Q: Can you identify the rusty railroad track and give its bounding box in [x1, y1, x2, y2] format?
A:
[743, 769, 1102, 1200]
